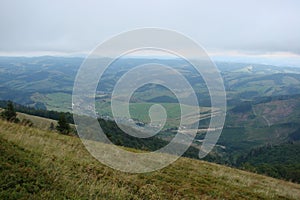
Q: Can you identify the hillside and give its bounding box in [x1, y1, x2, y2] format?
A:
[236, 142, 300, 182]
[215, 94, 300, 163]
[1, 120, 300, 199]
[2, 57, 300, 112]
[3, 94, 300, 182]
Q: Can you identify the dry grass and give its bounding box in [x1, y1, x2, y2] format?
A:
[1, 119, 300, 199]
[17, 112, 57, 130]
[17, 112, 75, 132]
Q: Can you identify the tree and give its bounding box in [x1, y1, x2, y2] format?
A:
[56, 113, 71, 134]
[49, 122, 55, 131]
[1, 101, 18, 122]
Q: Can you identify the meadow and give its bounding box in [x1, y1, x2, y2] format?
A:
[1, 119, 300, 199]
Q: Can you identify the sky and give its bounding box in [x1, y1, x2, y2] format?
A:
[1, 0, 300, 66]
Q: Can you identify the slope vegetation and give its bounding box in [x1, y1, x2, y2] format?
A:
[1, 120, 300, 199]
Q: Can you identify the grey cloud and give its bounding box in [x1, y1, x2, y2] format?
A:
[0, 0, 299, 55]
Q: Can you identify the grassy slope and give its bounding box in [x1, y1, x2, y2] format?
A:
[1, 107, 57, 128]
[16, 111, 76, 132]
[17, 112, 57, 130]
[1, 120, 300, 199]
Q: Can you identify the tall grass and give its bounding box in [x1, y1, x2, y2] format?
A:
[1, 119, 300, 199]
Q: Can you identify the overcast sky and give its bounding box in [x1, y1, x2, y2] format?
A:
[1, 0, 300, 64]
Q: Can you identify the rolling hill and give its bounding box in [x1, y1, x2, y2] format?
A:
[2, 56, 300, 195]
[1, 119, 300, 199]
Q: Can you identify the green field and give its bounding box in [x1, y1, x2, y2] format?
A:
[31, 92, 72, 112]
[96, 101, 210, 129]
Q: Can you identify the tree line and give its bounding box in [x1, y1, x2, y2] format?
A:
[0, 101, 71, 135]
[0, 100, 73, 124]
